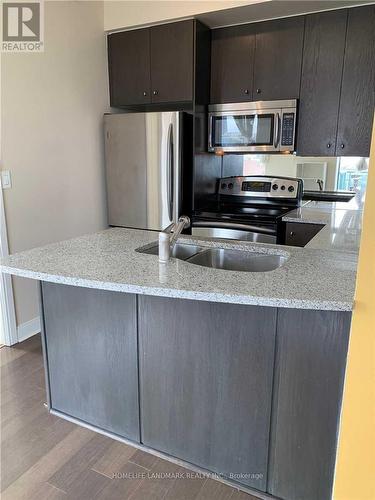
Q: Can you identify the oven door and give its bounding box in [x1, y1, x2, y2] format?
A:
[208, 109, 281, 153]
[192, 221, 277, 244]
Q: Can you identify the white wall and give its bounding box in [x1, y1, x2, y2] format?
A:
[1, 1, 109, 328]
[104, 0, 259, 31]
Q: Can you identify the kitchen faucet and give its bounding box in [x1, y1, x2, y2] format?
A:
[159, 216, 191, 263]
[316, 179, 324, 191]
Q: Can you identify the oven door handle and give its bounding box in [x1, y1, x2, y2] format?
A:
[193, 221, 277, 235]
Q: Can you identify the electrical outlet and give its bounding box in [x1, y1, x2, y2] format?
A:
[1, 170, 12, 189]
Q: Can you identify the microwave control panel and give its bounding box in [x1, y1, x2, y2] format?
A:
[281, 113, 295, 147]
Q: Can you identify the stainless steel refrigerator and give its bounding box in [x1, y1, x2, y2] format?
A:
[104, 112, 190, 231]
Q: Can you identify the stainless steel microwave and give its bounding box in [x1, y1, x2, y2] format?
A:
[208, 99, 297, 153]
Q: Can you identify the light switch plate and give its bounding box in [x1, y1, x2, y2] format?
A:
[1, 170, 12, 189]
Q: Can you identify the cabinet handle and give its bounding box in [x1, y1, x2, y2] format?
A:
[327, 143, 331, 149]
[153, 90, 158, 96]
[340, 143, 345, 149]
[244, 89, 249, 95]
[256, 88, 261, 94]
[143, 91, 147, 96]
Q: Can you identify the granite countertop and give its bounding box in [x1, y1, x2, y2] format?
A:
[0, 224, 358, 312]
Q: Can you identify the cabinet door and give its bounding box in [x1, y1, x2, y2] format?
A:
[210, 25, 255, 103]
[150, 20, 194, 103]
[285, 222, 324, 247]
[297, 10, 347, 156]
[42, 283, 140, 441]
[139, 296, 277, 491]
[253, 17, 304, 101]
[336, 5, 375, 157]
[268, 309, 351, 500]
[108, 29, 151, 106]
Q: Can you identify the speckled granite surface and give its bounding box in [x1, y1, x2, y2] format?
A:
[282, 199, 363, 252]
[0, 227, 358, 311]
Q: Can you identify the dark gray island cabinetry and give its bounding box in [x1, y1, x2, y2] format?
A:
[39, 282, 351, 499]
[41, 282, 139, 441]
[139, 296, 277, 491]
[268, 309, 351, 500]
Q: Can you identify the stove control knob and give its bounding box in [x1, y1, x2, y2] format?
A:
[221, 183, 227, 190]
[272, 184, 278, 190]
[228, 183, 234, 189]
[288, 185, 295, 192]
[281, 185, 286, 191]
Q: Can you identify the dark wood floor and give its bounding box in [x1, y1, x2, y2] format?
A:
[1, 335, 257, 500]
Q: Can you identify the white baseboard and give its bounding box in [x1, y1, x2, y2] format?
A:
[17, 317, 41, 343]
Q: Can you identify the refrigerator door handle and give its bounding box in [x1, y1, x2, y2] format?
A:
[167, 122, 174, 223]
[173, 114, 182, 223]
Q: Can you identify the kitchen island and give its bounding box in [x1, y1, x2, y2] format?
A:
[0, 200, 362, 500]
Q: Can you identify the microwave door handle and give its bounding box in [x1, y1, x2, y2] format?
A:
[208, 115, 213, 150]
[274, 112, 281, 148]
[193, 221, 276, 236]
[167, 123, 174, 222]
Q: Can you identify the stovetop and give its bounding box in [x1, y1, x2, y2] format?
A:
[194, 201, 294, 224]
[193, 176, 302, 226]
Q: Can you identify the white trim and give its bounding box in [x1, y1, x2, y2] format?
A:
[0, 273, 17, 345]
[17, 316, 41, 343]
[0, 178, 18, 346]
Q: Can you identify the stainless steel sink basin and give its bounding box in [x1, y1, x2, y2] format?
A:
[136, 242, 287, 272]
[136, 242, 203, 260]
[186, 248, 287, 272]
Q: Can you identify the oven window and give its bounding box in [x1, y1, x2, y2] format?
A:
[213, 114, 274, 147]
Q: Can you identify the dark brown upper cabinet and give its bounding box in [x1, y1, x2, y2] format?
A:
[297, 10, 347, 156]
[210, 24, 255, 104]
[150, 21, 194, 104]
[210, 17, 304, 104]
[336, 5, 375, 157]
[107, 29, 151, 107]
[108, 20, 209, 108]
[253, 17, 304, 101]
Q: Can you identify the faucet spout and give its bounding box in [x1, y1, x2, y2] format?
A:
[159, 216, 191, 263]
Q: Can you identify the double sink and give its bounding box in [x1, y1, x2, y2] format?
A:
[136, 242, 287, 273]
